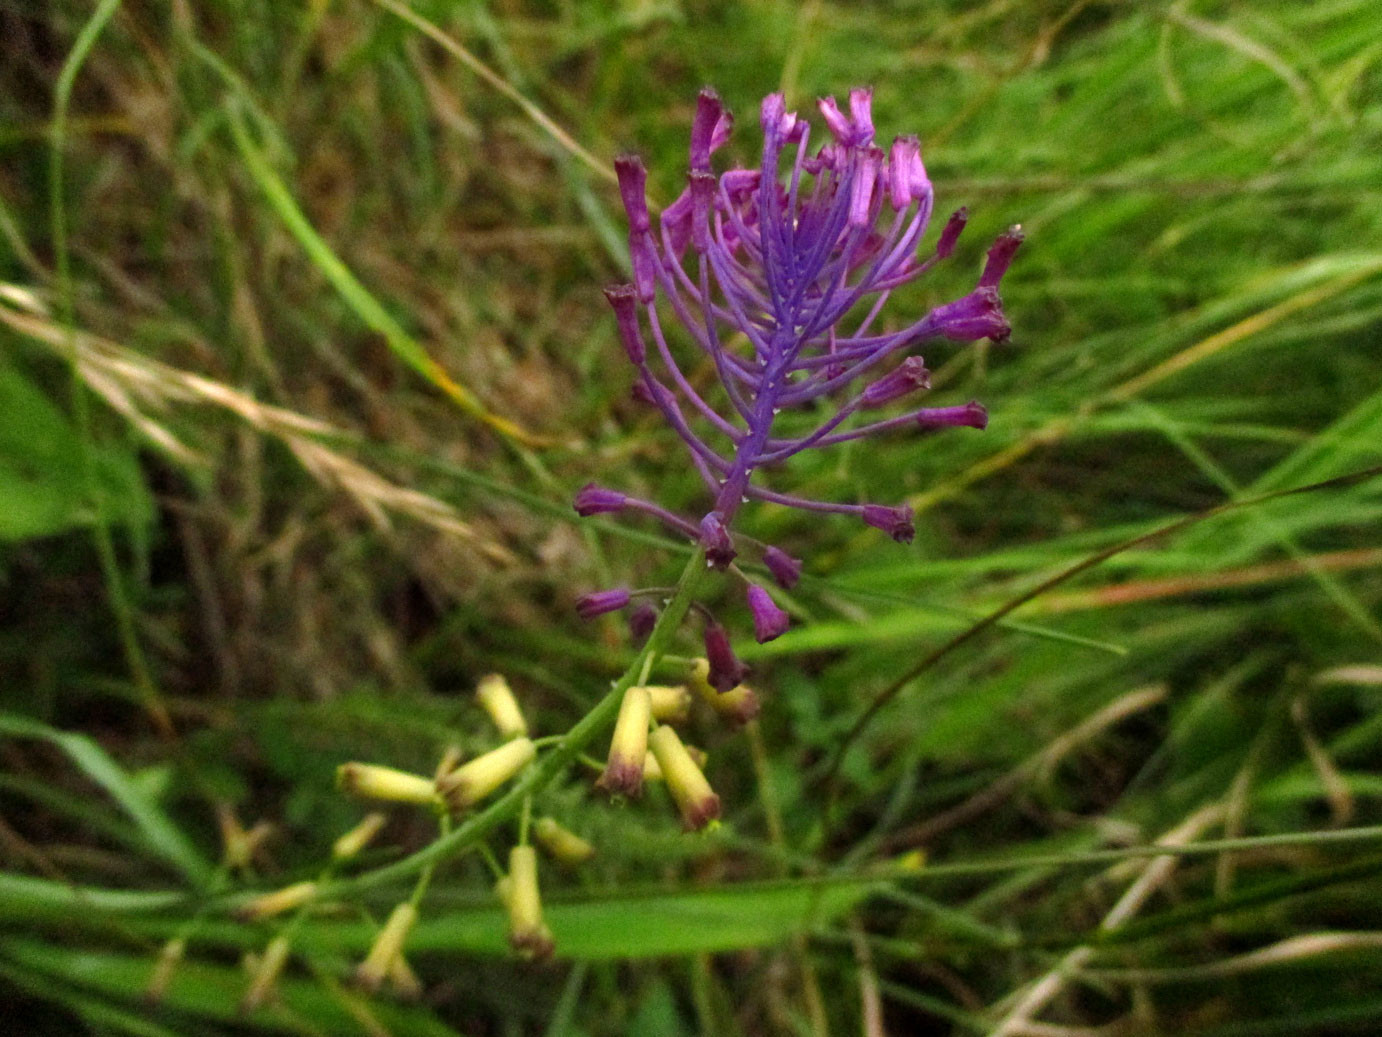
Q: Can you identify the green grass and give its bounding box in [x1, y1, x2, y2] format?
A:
[2, 0, 1381, 1034]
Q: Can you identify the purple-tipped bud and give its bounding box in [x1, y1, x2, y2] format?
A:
[849, 146, 883, 227]
[930, 287, 1010, 343]
[746, 584, 790, 643]
[613, 157, 658, 302]
[630, 236, 659, 304]
[979, 226, 1024, 288]
[703, 620, 749, 692]
[691, 89, 725, 172]
[629, 603, 657, 644]
[649, 725, 721, 831]
[817, 95, 852, 143]
[689, 171, 717, 253]
[699, 511, 737, 568]
[721, 168, 759, 200]
[761, 92, 799, 142]
[848, 87, 875, 144]
[861, 356, 931, 408]
[602, 284, 646, 364]
[576, 587, 631, 620]
[597, 687, 650, 798]
[574, 483, 627, 517]
[936, 207, 968, 259]
[888, 136, 929, 210]
[761, 91, 785, 131]
[917, 401, 988, 430]
[863, 504, 916, 544]
[762, 546, 802, 590]
[661, 187, 695, 257]
[613, 155, 650, 234]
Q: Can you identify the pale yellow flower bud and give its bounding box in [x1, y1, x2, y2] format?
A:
[354, 902, 418, 993]
[689, 658, 760, 725]
[236, 880, 319, 922]
[596, 686, 651, 798]
[332, 812, 388, 861]
[642, 749, 662, 783]
[143, 937, 186, 1007]
[642, 683, 692, 723]
[240, 935, 291, 1013]
[505, 845, 554, 960]
[437, 737, 535, 814]
[649, 725, 721, 831]
[337, 763, 439, 806]
[475, 673, 528, 740]
[643, 742, 707, 783]
[533, 816, 595, 866]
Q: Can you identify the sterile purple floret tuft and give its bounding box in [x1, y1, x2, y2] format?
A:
[574, 86, 1020, 660]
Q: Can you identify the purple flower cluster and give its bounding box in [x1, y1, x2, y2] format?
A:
[576, 87, 1020, 681]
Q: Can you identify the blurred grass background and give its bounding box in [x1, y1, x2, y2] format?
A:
[2, 0, 1382, 1033]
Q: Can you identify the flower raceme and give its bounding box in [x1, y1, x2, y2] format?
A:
[577, 87, 1021, 652]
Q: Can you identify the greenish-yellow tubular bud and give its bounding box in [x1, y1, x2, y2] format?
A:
[354, 902, 418, 993]
[505, 845, 554, 960]
[337, 763, 439, 806]
[475, 673, 528, 739]
[649, 725, 721, 831]
[534, 816, 596, 866]
[437, 738, 536, 814]
[596, 686, 651, 798]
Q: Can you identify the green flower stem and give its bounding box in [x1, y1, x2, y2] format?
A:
[309, 548, 707, 904]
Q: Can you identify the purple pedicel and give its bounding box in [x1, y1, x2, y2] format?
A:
[577, 87, 1020, 653]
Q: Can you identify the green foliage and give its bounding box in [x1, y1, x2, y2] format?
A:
[0, 364, 151, 541]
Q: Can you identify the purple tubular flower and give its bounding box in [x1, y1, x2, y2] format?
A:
[935, 207, 968, 259]
[576, 588, 631, 620]
[703, 621, 748, 692]
[762, 546, 802, 590]
[629, 603, 658, 644]
[931, 288, 1011, 343]
[888, 136, 930, 210]
[580, 87, 1021, 655]
[980, 226, 1024, 288]
[614, 155, 650, 233]
[863, 504, 916, 544]
[574, 483, 627, 517]
[862, 356, 931, 408]
[746, 585, 790, 643]
[817, 95, 852, 142]
[691, 89, 731, 172]
[603, 284, 646, 364]
[918, 401, 988, 430]
[698, 511, 737, 569]
[614, 155, 658, 302]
